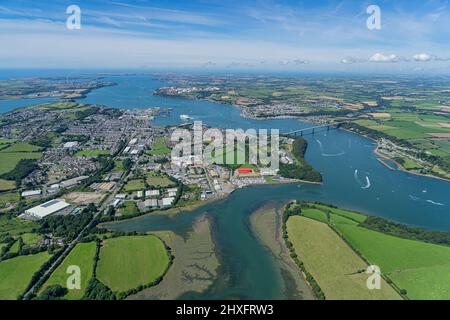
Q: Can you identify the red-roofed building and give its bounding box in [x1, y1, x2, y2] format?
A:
[236, 168, 253, 174]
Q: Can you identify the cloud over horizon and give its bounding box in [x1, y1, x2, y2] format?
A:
[0, 0, 449, 72]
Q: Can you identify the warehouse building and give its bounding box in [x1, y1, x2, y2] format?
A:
[24, 199, 73, 220]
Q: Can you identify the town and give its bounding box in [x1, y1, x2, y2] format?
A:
[0, 101, 318, 233]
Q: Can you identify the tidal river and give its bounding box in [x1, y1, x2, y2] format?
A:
[2, 74, 449, 299]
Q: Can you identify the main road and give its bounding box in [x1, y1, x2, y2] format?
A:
[22, 145, 134, 299]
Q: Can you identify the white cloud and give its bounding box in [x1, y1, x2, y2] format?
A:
[413, 53, 450, 62]
[278, 59, 308, 66]
[413, 53, 432, 62]
[341, 57, 366, 64]
[369, 53, 403, 63]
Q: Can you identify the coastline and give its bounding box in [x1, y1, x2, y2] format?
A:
[340, 127, 450, 183]
[99, 197, 222, 228]
[155, 89, 450, 183]
[249, 202, 315, 300]
[127, 215, 219, 300]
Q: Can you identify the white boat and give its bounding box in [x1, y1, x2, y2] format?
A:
[180, 114, 192, 120]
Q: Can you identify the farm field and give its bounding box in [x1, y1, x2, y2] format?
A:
[0, 252, 51, 300]
[0, 152, 42, 175]
[354, 110, 450, 174]
[20, 233, 42, 246]
[335, 222, 450, 300]
[0, 142, 41, 153]
[287, 215, 400, 300]
[8, 240, 20, 253]
[301, 203, 450, 300]
[0, 214, 37, 239]
[300, 208, 328, 223]
[0, 179, 15, 191]
[0, 138, 16, 145]
[96, 235, 170, 294]
[313, 204, 367, 223]
[40, 242, 96, 300]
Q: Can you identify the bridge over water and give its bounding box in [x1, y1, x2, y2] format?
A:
[283, 122, 344, 137]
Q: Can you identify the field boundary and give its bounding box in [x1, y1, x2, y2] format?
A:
[93, 233, 174, 300]
[285, 201, 407, 300]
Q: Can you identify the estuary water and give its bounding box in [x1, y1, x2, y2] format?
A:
[82, 75, 449, 231]
[1, 73, 449, 299]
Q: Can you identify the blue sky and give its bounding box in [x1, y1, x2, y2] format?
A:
[1, 0, 450, 72]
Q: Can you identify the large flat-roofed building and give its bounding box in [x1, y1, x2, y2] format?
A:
[25, 199, 72, 220]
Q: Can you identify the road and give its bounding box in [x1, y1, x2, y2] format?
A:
[22, 146, 131, 299]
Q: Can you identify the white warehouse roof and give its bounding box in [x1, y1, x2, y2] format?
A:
[25, 199, 71, 219]
[21, 190, 42, 197]
[162, 197, 175, 206]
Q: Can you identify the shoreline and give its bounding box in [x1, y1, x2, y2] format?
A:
[99, 197, 222, 228]
[340, 127, 450, 183]
[249, 202, 315, 300]
[155, 89, 450, 183]
[127, 215, 219, 300]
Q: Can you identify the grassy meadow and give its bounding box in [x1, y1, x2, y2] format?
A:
[40, 242, 96, 300]
[0, 152, 42, 175]
[0, 252, 51, 300]
[123, 179, 146, 192]
[148, 137, 171, 156]
[96, 235, 170, 294]
[294, 203, 450, 300]
[287, 215, 400, 300]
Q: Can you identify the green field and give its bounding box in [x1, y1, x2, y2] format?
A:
[97, 235, 170, 293]
[335, 222, 450, 300]
[123, 179, 145, 192]
[0, 179, 15, 191]
[0, 142, 42, 153]
[148, 137, 171, 156]
[287, 215, 400, 300]
[20, 233, 42, 246]
[0, 138, 17, 144]
[301, 203, 450, 300]
[357, 112, 450, 140]
[75, 149, 110, 157]
[8, 240, 20, 254]
[117, 201, 140, 216]
[0, 192, 20, 209]
[301, 208, 328, 223]
[0, 252, 51, 300]
[0, 152, 42, 175]
[0, 214, 37, 239]
[145, 171, 174, 187]
[113, 160, 124, 172]
[312, 204, 367, 223]
[40, 242, 96, 300]
[354, 111, 450, 174]
[399, 157, 423, 170]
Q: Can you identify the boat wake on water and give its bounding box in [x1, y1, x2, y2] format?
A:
[354, 169, 371, 189]
[408, 195, 445, 206]
[426, 200, 445, 206]
[316, 139, 345, 157]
